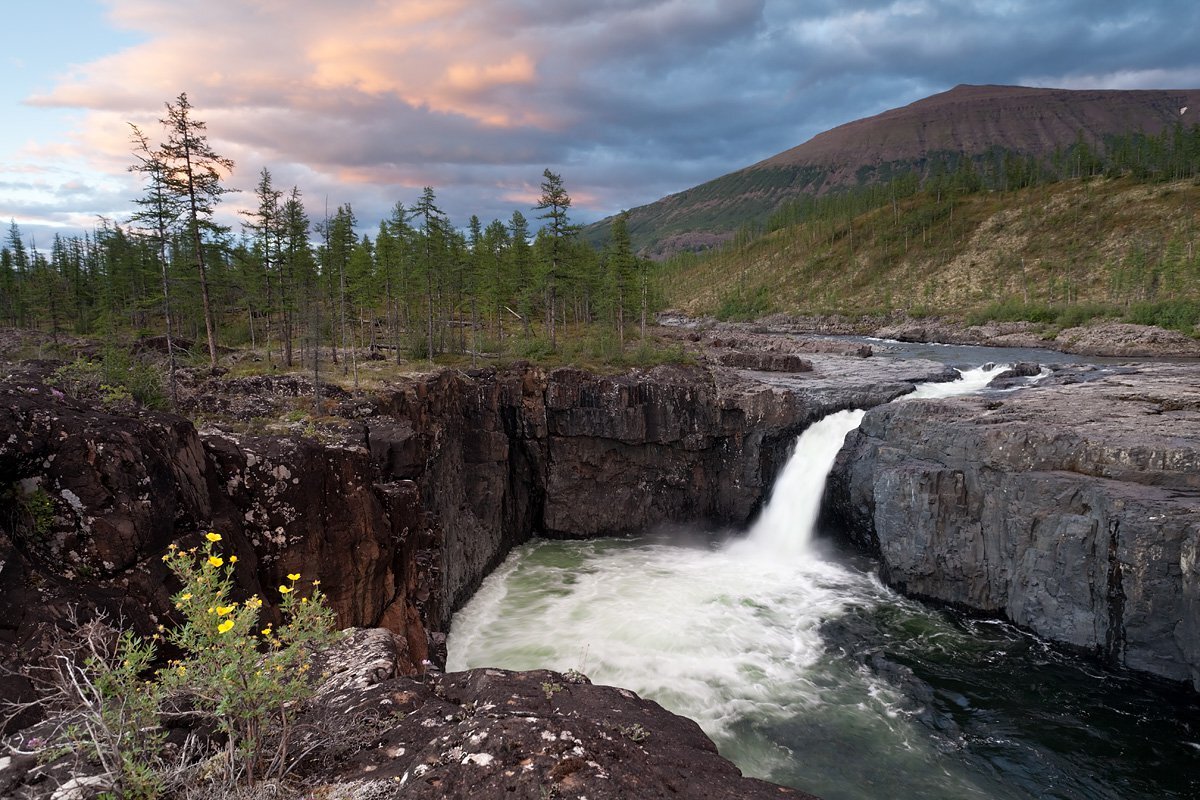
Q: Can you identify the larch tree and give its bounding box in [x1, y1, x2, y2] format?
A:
[158, 92, 234, 371]
[481, 218, 511, 347]
[6, 220, 30, 327]
[605, 212, 636, 349]
[534, 169, 577, 349]
[411, 187, 447, 362]
[129, 124, 184, 404]
[379, 201, 415, 363]
[508, 210, 534, 337]
[279, 187, 312, 368]
[242, 168, 283, 366]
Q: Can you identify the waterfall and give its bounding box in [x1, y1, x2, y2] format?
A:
[743, 364, 1005, 558]
[743, 409, 866, 557]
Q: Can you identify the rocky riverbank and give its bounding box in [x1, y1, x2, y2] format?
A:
[825, 361, 1200, 689]
[659, 311, 1200, 359]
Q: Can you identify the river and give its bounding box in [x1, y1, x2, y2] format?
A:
[447, 361, 1200, 799]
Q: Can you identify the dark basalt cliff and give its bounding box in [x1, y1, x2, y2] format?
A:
[1, 354, 934, 796]
[826, 363, 1200, 689]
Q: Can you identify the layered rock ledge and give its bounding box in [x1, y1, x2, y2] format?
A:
[826, 362, 1200, 689]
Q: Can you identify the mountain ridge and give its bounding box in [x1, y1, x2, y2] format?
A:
[590, 84, 1200, 257]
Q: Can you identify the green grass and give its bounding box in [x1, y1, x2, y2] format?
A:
[663, 177, 1200, 324]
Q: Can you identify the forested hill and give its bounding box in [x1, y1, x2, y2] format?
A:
[585, 84, 1200, 258]
[660, 174, 1200, 332]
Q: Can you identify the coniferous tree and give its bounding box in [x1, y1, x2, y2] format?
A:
[605, 212, 636, 349]
[279, 187, 312, 368]
[0, 247, 16, 327]
[411, 187, 447, 361]
[158, 92, 234, 371]
[242, 168, 283, 365]
[379, 202, 415, 363]
[508, 211, 534, 336]
[481, 219, 511, 347]
[6, 221, 30, 327]
[129, 124, 184, 402]
[534, 169, 577, 349]
[321, 204, 357, 372]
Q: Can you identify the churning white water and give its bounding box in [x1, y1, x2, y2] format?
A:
[447, 365, 1113, 798]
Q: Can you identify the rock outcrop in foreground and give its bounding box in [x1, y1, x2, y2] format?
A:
[827, 362, 1200, 689]
[1, 627, 809, 799]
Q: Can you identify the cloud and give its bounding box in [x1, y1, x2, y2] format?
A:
[7, 0, 1200, 236]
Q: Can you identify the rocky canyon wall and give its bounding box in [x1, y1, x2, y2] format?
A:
[1, 357, 927, 696]
[826, 363, 1200, 689]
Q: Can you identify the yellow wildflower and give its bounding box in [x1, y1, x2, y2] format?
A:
[261, 627, 273, 637]
[217, 619, 235, 634]
[177, 665, 186, 676]
[180, 593, 192, 602]
[208, 556, 224, 567]
[301, 597, 308, 604]
[278, 585, 292, 594]
[216, 605, 235, 616]
[229, 555, 238, 563]
[287, 573, 301, 581]
[205, 532, 222, 542]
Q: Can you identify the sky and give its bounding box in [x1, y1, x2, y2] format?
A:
[4, 0, 1200, 246]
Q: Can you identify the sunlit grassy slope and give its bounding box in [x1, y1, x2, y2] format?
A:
[660, 177, 1200, 326]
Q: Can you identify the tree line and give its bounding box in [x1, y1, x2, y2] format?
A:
[0, 93, 659, 394]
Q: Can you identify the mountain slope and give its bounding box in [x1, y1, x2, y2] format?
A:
[592, 84, 1200, 257]
[660, 176, 1200, 321]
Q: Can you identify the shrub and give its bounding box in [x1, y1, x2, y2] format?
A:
[1126, 300, 1200, 334]
[161, 534, 336, 786]
[7, 532, 336, 796]
[52, 347, 165, 410]
[715, 286, 771, 321]
[10, 620, 169, 799]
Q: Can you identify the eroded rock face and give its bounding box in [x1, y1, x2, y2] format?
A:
[827, 363, 1200, 688]
[2, 355, 940, 691]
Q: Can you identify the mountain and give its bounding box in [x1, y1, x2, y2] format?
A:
[590, 84, 1200, 258]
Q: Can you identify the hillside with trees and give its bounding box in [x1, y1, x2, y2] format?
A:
[661, 137, 1200, 333]
[586, 84, 1200, 258]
